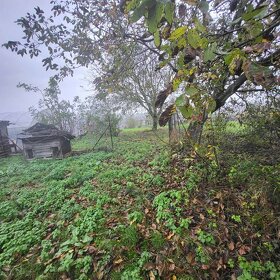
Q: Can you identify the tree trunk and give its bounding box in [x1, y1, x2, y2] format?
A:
[187, 112, 208, 144]
[187, 121, 204, 143]
[152, 114, 158, 131]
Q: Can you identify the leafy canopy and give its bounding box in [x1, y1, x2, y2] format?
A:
[121, 0, 279, 125]
[3, 0, 280, 127]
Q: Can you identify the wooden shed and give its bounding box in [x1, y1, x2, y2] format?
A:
[18, 123, 75, 159]
[0, 120, 11, 158]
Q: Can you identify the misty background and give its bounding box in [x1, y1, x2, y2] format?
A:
[0, 0, 90, 127]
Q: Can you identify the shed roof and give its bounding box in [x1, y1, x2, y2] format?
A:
[18, 123, 75, 140]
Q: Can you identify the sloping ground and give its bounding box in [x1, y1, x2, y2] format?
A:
[0, 129, 279, 280]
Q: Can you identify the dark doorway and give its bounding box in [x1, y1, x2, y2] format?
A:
[26, 149, 33, 159]
[52, 147, 59, 158]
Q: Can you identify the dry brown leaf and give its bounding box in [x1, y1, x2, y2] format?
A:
[238, 245, 251, 256]
[149, 271, 156, 280]
[167, 232, 175, 240]
[113, 257, 123, 265]
[202, 264, 210, 270]
[228, 241, 235, 251]
[143, 262, 155, 271]
[96, 270, 104, 280]
[215, 192, 222, 199]
[87, 245, 96, 254]
[169, 263, 176, 271]
[192, 198, 198, 204]
[156, 254, 165, 276]
[186, 252, 195, 264]
[61, 273, 71, 280]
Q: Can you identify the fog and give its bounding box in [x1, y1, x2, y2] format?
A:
[0, 0, 90, 114]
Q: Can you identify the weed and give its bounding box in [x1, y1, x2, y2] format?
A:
[237, 257, 280, 280]
[153, 190, 189, 233]
[195, 245, 209, 264]
[151, 231, 166, 250]
[120, 225, 139, 248]
[231, 214, 242, 223]
[197, 229, 215, 245]
[128, 211, 144, 224]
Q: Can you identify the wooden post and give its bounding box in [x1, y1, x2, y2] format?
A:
[108, 115, 114, 151]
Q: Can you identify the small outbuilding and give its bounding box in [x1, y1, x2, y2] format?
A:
[0, 120, 11, 158]
[18, 123, 75, 159]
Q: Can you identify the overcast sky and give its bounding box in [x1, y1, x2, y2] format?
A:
[0, 0, 91, 114]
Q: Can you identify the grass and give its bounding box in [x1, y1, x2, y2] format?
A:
[0, 127, 279, 279]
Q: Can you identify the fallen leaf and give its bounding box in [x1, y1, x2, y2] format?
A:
[96, 270, 104, 280]
[114, 257, 123, 265]
[186, 252, 195, 264]
[169, 263, 176, 271]
[143, 262, 155, 271]
[87, 245, 96, 254]
[149, 271, 156, 280]
[238, 245, 251, 255]
[167, 232, 175, 240]
[61, 273, 71, 280]
[202, 264, 210, 270]
[156, 254, 165, 276]
[228, 241, 235, 251]
[215, 192, 222, 199]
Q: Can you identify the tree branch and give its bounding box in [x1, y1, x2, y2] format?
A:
[213, 47, 280, 111]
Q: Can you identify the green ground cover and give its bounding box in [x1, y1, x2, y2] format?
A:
[0, 128, 279, 280]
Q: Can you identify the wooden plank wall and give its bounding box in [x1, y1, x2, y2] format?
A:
[23, 139, 62, 159]
[0, 125, 11, 158]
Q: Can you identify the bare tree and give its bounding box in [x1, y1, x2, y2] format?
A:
[94, 45, 172, 130]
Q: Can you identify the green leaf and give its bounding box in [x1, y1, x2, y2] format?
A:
[206, 98, 216, 113]
[242, 5, 268, 21]
[177, 37, 187, 49]
[177, 53, 185, 68]
[203, 42, 217, 62]
[187, 29, 201, 49]
[147, 9, 157, 33]
[126, 0, 140, 12]
[172, 76, 182, 91]
[130, 0, 155, 22]
[200, 37, 208, 49]
[175, 94, 185, 106]
[169, 26, 187, 41]
[185, 86, 198, 95]
[147, 2, 164, 33]
[179, 105, 193, 119]
[130, 3, 146, 22]
[194, 18, 206, 33]
[165, 2, 175, 24]
[224, 49, 244, 66]
[154, 30, 161, 47]
[156, 2, 164, 22]
[249, 21, 263, 39]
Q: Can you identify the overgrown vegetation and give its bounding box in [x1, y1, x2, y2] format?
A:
[0, 126, 279, 279]
[1, 0, 279, 279]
